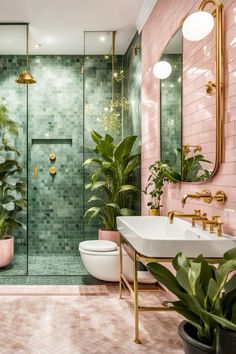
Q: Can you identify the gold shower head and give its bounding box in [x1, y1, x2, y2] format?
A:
[16, 24, 37, 85]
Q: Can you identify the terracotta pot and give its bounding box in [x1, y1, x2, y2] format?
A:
[0, 236, 14, 268]
[149, 209, 160, 216]
[98, 229, 120, 245]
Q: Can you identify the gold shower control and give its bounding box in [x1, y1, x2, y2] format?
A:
[49, 166, 57, 175]
[49, 152, 56, 161]
[34, 166, 38, 178]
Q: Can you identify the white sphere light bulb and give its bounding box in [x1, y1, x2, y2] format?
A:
[153, 61, 172, 79]
[182, 11, 214, 41]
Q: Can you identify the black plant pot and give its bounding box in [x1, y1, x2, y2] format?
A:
[178, 321, 215, 354]
[217, 327, 236, 354]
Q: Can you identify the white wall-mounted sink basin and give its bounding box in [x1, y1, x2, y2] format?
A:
[117, 216, 236, 258]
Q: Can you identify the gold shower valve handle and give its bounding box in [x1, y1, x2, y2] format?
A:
[49, 166, 57, 175]
[34, 166, 38, 178]
[213, 190, 226, 205]
[49, 152, 56, 161]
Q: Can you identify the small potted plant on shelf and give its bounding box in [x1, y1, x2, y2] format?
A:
[147, 247, 236, 354]
[143, 160, 176, 216]
[83, 130, 140, 244]
[0, 102, 27, 268]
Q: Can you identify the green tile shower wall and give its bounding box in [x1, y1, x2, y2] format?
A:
[0, 35, 141, 259]
[160, 54, 182, 166]
[28, 56, 84, 255]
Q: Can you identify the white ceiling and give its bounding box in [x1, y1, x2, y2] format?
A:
[0, 0, 152, 55]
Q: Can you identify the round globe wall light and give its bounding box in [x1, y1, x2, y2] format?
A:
[153, 61, 172, 79]
[182, 11, 214, 41]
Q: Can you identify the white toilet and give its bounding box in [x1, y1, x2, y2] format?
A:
[79, 240, 156, 283]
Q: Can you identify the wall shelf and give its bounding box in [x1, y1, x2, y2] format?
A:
[31, 138, 72, 145]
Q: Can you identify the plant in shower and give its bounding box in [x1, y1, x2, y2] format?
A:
[83, 130, 140, 231]
[0, 102, 26, 240]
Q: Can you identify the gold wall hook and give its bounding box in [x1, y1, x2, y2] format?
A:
[206, 81, 217, 95]
[49, 166, 57, 175]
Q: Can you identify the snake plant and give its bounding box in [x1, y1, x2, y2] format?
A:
[83, 131, 140, 230]
[147, 247, 236, 347]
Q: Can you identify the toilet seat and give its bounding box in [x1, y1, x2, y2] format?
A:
[79, 240, 118, 255]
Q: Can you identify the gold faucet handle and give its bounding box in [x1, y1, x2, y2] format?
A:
[217, 222, 224, 237]
[212, 216, 221, 223]
[194, 209, 201, 216]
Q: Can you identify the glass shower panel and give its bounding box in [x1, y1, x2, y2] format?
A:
[28, 56, 85, 275]
[0, 24, 28, 275]
[83, 31, 123, 241]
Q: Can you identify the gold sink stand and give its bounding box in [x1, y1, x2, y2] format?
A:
[119, 234, 221, 344]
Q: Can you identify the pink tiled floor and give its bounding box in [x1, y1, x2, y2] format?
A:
[0, 285, 184, 354]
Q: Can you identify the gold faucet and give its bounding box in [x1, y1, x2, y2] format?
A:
[202, 216, 224, 236]
[168, 209, 202, 225]
[182, 190, 212, 207]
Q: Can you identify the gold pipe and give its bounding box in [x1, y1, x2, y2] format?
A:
[119, 244, 123, 299]
[111, 31, 116, 103]
[139, 306, 174, 312]
[198, 0, 224, 174]
[133, 251, 141, 344]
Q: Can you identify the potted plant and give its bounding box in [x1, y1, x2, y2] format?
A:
[147, 247, 236, 354]
[0, 102, 26, 268]
[84, 130, 140, 244]
[143, 160, 176, 216]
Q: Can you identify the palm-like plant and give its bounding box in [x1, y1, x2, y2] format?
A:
[0, 102, 26, 239]
[84, 131, 140, 230]
[147, 248, 236, 348]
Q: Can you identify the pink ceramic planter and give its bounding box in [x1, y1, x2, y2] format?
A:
[0, 237, 14, 268]
[98, 229, 120, 245]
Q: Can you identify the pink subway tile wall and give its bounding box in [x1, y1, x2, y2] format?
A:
[141, 0, 236, 235]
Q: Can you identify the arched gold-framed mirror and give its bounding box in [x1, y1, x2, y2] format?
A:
[157, 0, 224, 183]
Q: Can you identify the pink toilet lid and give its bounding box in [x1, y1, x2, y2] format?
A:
[79, 240, 117, 252]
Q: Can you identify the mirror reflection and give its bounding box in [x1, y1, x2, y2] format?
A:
[160, 26, 215, 182]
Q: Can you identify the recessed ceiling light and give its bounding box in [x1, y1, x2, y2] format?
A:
[100, 36, 106, 42]
[34, 44, 42, 48]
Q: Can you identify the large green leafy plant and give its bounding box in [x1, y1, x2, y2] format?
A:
[143, 161, 176, 210]
[0, 102, 26, 239]
[84, 131, 140, 230]
[147, 248, 236, 348]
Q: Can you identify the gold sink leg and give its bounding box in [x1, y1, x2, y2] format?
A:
[134, 251, 141, 344]
[119, 243, 123, 299]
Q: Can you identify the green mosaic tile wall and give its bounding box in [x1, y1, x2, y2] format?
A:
[160, 54, 182, 168]
[0, 34, 141, 275]
[28, 55, 84, 255]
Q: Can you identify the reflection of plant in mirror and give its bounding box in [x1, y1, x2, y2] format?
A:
[170, 148, 212, 182]
[143, 161, 176, 210]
